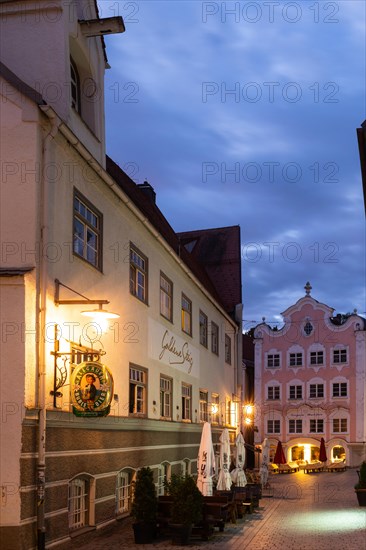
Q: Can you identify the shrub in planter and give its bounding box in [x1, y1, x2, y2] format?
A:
[131, 467, 158, 543]
[165, 474, 204, 545]
[354, 461, 366, 507]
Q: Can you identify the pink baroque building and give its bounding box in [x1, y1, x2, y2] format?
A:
[253, 282, 366, 468]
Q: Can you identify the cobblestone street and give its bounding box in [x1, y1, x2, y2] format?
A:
[52, 468, 366, 550]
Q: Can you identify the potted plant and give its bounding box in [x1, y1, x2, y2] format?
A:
[165, 474, 204, 545]
[355, 461, 366, 506]
[131, 466, 158, 543]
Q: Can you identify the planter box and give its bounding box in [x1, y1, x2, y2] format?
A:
[355, 489, 366, 507]
[132, 522, 156, 544]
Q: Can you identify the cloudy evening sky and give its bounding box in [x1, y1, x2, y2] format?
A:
[99, 0, 365, 330]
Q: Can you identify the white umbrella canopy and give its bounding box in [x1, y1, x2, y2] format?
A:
[231, 432, 247, 487]
[216, 428, 232, 491]
[262, 438, 270, 464]
[260, 438, 270, 487]
[197, 422, 216, 496]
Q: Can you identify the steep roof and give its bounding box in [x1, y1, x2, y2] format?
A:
[177, 226, 242, 316]
[0, 59, 239, 320]
[106, 156, 232, 313]
[0, 62, 45, 105]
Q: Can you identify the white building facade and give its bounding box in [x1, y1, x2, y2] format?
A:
[0, 2, 243, 548]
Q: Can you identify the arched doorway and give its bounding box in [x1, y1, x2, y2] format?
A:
[289, 441, 321, 463]
[291, 445, 304, 461]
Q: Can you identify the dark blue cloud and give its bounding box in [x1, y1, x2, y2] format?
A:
[101, 1, 366, 323]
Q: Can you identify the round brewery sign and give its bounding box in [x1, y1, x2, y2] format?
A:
[71, 361, 113, 417]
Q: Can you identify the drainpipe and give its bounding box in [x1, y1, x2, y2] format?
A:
[37, 106, 60, 550]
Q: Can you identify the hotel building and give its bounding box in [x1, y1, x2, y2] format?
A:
[0, 1, 243, 547]
[253, 282, 366, 467]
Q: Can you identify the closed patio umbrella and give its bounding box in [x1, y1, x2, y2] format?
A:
[260, 438, 270, 486]
[230, 432, 247, 487]
[273, 440, 286, 465]
[197, 422, 216, 496]
[262, 438, 270, 464]
[216, 428, 232, 491]
[319, 437, 327, 463]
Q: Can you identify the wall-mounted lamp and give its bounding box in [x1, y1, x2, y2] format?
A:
[243, 403, 254, 428]
[244, 404, 253, 416]
[54, 279, 119, 320]
[211, 404, 219, 415]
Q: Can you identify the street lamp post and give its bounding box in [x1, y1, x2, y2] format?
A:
[242, 403, 256, 469]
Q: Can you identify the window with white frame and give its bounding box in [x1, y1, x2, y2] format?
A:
[211, 393, 220, 424]
[181, 294, 192, 335]
[130, 245, 148, 303]
[181, 459, 191, 476]
[333, 348, 347, 364]
[267, 386, 280, 400]
[267, 419, 280, 433]
[160, 376, 172, 419]
[160, 272, 173, 321]
[309, 419, 324, 433]
[267, 354, 280, 368]
[182, 383, 192, 421]
[225, 334, 232, 364]
[332, 382, 348, 398]
[226, 399, 235, 426]
[211, 322, 219, 355]
[289, 385, 302, 400]
[157, 463, 170, 496]
[332, 418, 348, 433]
[289, 419, 302, 433]
[69, 46, 99, 134]
[69, 477, 90, 530]
[73, 189, 102, 270]
[199, 311, 208, 347]
[309, 383, 324, 399]
[116, 470, 133, 516]
[199, 390, 208, 422]
[310, 351, 324, 365]
[129, 366, 147, 415]
[289, 352, 303, 367]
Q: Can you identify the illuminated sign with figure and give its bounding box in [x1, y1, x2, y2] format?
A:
[71, 361, 113, 417]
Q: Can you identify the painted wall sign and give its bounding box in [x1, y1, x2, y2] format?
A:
[148, 318, 200, 377]
[71, 361, 113, 417]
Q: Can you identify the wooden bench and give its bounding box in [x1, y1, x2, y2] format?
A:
[303, 463, 324, 474]
[244, 483, 262, 507]
[231, 487, 251, 517]
[327, 463, 347, 472]
[278, 463, 299, 474]
[202, 495, 229, 533]
[214, 490, 238, 522]
[234, 495, 254, 516]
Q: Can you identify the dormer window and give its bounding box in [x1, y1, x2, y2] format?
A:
[70, 58, 81, 114]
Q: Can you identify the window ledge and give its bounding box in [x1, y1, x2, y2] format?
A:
[70, 526, 96, 538]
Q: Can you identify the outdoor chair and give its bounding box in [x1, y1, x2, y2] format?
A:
[327, 460, 347, 472]
[303, 461, 324, 473]
[277, 463, 299, 474]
